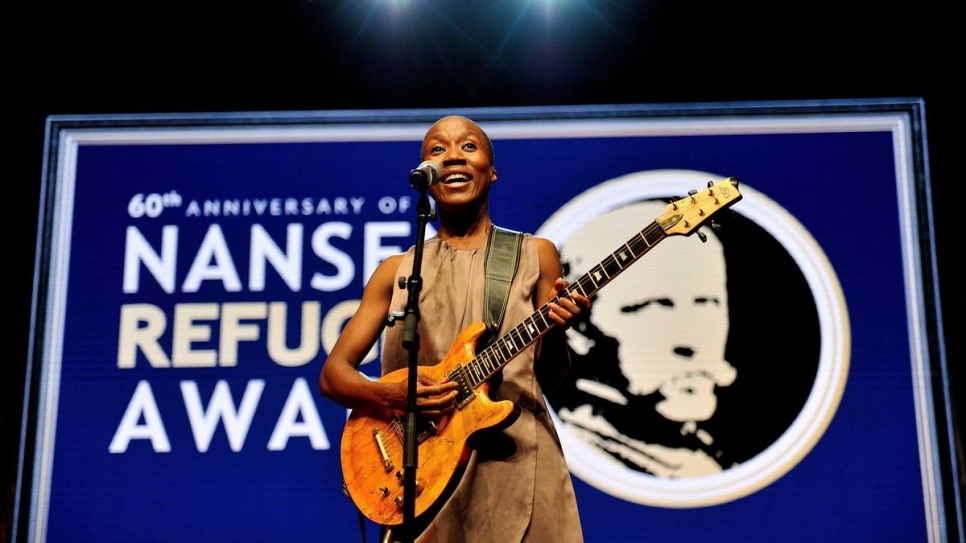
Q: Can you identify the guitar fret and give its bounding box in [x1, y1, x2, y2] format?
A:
[589, 266, 606, 287]
[615, 242, 635, 265]
[509, 326, 520, 345]
[494, 338, 512, 370]
[471, 357, 483, 381]
[603, 257, 621, 278]
[525, 317, 540, 338]
[480, 351, 494, 375]
[541, 306, 553, 324]
[601, 256, 622, 278]
[636, 230, 652, 248]
[489, 349, 501, 374]
[500, 341, 513, 360]
[510, 328, 525, 349]
[502, 337, 516, 357]
[478, 350, 490, 375]
[574, 277, 593, 298]
[626, 237, 644, 255]
[535, 309, 549, 328]
[469, 357, 484, 384]
[644, 225, 664, 246]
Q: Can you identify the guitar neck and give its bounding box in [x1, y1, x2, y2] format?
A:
[458, 219, 669, 389]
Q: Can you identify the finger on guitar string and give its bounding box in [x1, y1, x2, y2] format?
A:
[414, 393, 457, 417]
[416, 372, 458, 396]
[547, 293, 591, 330]
[550, 278, 592, 319]
[412, 372, 458, 414]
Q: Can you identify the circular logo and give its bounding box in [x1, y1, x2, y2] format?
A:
[538, 169, 850, 508]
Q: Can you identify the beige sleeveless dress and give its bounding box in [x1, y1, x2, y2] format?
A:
[381, 234, 584, 543]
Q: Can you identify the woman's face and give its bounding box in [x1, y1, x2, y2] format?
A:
[421, 116, 497, 214]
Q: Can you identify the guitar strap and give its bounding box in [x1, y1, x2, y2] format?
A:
[483, 225, 524, 334]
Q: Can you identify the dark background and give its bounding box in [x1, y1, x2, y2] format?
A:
[7, 1, 961, 541]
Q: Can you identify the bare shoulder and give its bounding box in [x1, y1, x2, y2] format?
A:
[530, 235, 560, 257]
[530, 236, 564, 277]
[360, 253, 406, 299]
[375, 253, 405, 273]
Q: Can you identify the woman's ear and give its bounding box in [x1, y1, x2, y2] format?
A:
[491, 168, 498, 184]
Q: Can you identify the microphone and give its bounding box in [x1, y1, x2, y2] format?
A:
[409, 160, 441, 191]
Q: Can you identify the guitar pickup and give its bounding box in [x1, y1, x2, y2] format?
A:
[450, 366, 476, 409]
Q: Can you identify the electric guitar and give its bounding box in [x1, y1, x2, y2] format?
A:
[340, 176, 743, 527]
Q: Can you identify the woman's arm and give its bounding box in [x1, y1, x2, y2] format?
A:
[532, 237, 592, 391]
[318, 254, 456, 414]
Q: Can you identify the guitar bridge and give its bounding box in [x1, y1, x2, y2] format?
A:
[371, 428, 394, 473]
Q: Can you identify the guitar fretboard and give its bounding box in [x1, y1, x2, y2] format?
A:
[447, 219, 669, 391]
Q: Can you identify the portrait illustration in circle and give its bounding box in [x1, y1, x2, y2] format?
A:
[539, 170, 849, 507]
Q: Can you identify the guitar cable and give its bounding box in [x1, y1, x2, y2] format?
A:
[343, 481, 368, 543]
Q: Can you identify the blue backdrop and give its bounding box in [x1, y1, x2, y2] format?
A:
[19, 102, 951, 542]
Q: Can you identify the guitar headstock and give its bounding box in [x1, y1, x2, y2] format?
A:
[658, 177, 742, 237]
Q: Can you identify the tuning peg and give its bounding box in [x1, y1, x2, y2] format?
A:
[696, 230, 708, 243]
[707, 180, 715, 188]
[710, 221, 722, 232]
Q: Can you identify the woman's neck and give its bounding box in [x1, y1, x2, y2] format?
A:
[436, 214, 492, 250]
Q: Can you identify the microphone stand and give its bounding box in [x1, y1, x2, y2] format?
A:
[398, 190, 435, 543]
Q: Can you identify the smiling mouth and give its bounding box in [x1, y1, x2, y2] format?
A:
[443, 173, 470, 184]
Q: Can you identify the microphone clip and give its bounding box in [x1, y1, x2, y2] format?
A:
[409, 160, 441, 191]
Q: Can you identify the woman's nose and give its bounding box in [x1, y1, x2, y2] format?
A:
[442, 149, 466, 164]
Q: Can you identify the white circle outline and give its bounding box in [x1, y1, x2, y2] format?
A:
[539, 169, 851, 508]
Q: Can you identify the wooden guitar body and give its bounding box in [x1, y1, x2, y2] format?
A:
[340, 321, 518, 526]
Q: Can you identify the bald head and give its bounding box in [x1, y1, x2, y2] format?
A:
[424, 115, 495, 166]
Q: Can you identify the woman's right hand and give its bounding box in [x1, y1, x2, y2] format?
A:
[387, 372, 458, 418]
